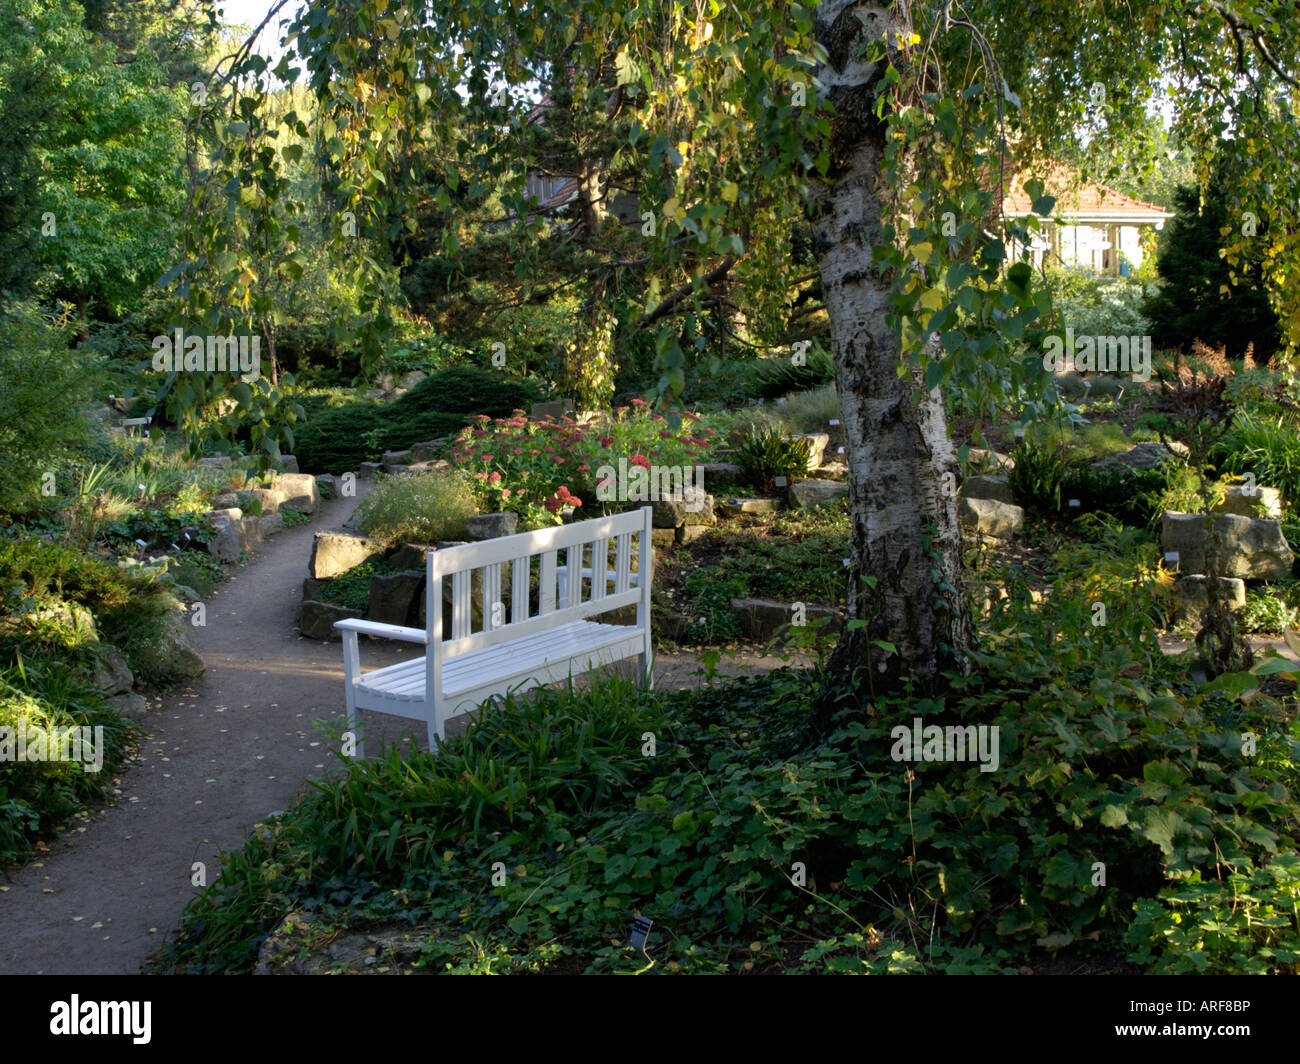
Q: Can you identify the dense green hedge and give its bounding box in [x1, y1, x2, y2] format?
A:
[294, 367, 541, 473]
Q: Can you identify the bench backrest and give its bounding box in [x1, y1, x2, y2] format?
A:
[426, 506, 652, 691]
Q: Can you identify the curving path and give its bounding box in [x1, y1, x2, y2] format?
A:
[0, 485, 791, 974]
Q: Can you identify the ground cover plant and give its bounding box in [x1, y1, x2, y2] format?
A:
[157, 582, 1300, 975]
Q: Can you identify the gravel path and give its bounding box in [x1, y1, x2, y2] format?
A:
[0, 489, 799, 974]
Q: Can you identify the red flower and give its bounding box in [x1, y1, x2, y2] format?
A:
[658, 430, 672, 439]
[598, 435, 614, 448]
[630, 455, 651, 469]
[577, 464, 590, 472]
[512, 448, 524, 455]
[631, 398, 647, 406]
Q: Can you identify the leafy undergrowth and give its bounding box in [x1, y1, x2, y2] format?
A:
[157, 584, 1300, 975]
[658, 504, 851, 645]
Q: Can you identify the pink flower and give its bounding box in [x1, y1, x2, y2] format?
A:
[544, 447, 556, 454]
[501, 488, 512, 498]
[512, 448, 524, 455]
[488, 471, 501, 484]
[577, 465, 590, 472]
[596, 477, 613, 490]
[474, 472, 486, 480]
[631, 398, 647, 406]
[473, 429, 488, 437]
[473, 414, 490, 421]
[630, 455, 651, 469]
[659, 430, 672, 439]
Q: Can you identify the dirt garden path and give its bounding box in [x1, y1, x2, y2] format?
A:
[0, 487, 795, 974]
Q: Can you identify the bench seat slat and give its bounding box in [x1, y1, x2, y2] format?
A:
[354, 620, 637, 702]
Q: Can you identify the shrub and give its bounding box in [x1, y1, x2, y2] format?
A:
[0, 665, 136, 865]
[351, 473, 478, 546]
[733, 425, 812, 493]
[1007, 432, 1074, 513]
[293, 368, 542, 473]
[0, 305, 95, 516]
[748, 344, 835, 399]
[774, 383, 844, 450]
[1212, 409, 1300, 509]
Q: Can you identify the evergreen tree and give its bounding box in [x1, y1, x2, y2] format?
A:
[1145, 171, 1281, 360]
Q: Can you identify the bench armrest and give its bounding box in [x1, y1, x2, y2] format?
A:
[334, 618, 429, 644]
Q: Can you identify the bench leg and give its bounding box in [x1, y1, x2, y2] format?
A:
[342, 630, 364, 759]
[640, 643, 654, 691]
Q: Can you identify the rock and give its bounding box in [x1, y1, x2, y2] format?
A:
[409, 439, 447, 463]
[315, 474, 338, 494]
[653, 604, 692, 642]
[958, 497, 1024, 538]
[651, 497, 687, 528]
[105, 692, 149, 720]
[1172, 575, 1247, 625]
[88, 644, 133, 696]
[298, 600, 363, 641]
[386, 543, 435, 570]
[359, 462, 384, 480]
[1214, 485, 1283, 520]
[699, 462, 744, 489]
[279, 455, 300, 474]
[381, 449, 412, 472]
[436, 540, 468, 550]
[368, 570, 425, 627]
[797, 433, 830, 467]
[272, 473, 320, 514]
[729, 597, 842, 641]
[961, 474, 1016, 505]
[1160, 511, 1295, 580]
[399, 370, 426, 391]
[162, 613, 205, 679]
[384, 464, 411, 475]
[965, 448, 1015, 473]
[817, 461, 848, 478]
[404, 461, 450, 473]
[309, 528, 385, 579]
[718, 496, 783, 517]
[789, 479, 849, 510]
[678, 525, 712, 544]
[302, 577, 329, 603]
[198, 456, 230, 470]
[235, 488, 286, 515]
[651, 527, 678, 549]
[465, 513, 518, 540]
[206, 512, 244, 563]
[253, 512, 284, 539]
[212, 492, 240, 509]
[530, 400, 573, 420]
[1091, 442, 1180, 477]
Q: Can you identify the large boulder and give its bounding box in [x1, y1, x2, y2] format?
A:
[789, 479, 849, 510]
[961, 474, 1015, 505]
[959, 497, 1024, 538]
[272, 473, 320, 515]
[1172, 575, 1247, 626]
[206, 510, 244, 563]
[1091, 442, 1180, 478]
[1160, 511, 1294, 580]
[368, 570, 425, 627]
[279, 455, 300, 474]
[1214, 484, 1284, 520]
[162, 613, 206, 679]
[298, 600, 363, 641]
[700, 462, 744, 490]
[718, 496, 783, 517]
[465, 513, 518, 541]
[235, 487, 286, 515]
[105, 692, 149, 720]
[797, 433, 830, 467]
[386, 542, 435, 570]
[309, 528, 385, 579]
[964, 448, 1014, 473]
[409, 439, 447, 464]
[88, 644, 134, 696]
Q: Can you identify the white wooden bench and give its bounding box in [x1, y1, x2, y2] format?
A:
[335, 506, 653, 754]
